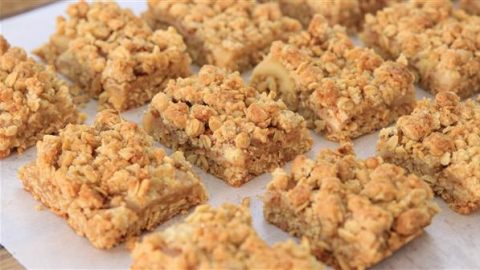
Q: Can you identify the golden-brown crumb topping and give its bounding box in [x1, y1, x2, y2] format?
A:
[33, 110, 201, 197]
[362, 0, 452, 58]
[273, 16, 413, 111]
[0, 35, 83, 158]
[131, 204, 323, 270]
[264, 144, 439, 269]
[145, 0, 301, 71]
[362, 0, 480, 98]
[153, 65, 307, 136]
[377, 92, 480, 214]
[35, 1, 191, 111]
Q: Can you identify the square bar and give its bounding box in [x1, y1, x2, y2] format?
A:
[144, 0, 301, 72]
[264, 144, 439, 269]
[34, 1, 191, 111]
[250, 15, 415, 141]
[131, 203, 323, 270]
[143, 65, 312, 186]
[0, 35, 83, 158]
[377, 92, 480, 214]
[19, 110, 208, 249]
[362, 0, 480, 98]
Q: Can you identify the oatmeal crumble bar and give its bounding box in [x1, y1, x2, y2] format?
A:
[261, 0, 401, 32]
[250, 15, 415, 142]
[34, 1, 191, 111]
[361, 0, 480, 98]
[264, 144, 439, 270]
[0, 35, 83, 159]
[377, 92, 480, 214]
[143, 0, 301, 72]
[143, 65, 312, 186]
[18, 110, 208, 249]
[131, 203, 323, 270]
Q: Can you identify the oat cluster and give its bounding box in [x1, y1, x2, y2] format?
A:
[250, 15, 415, 141]
[144, 0, 301, 71]
[264, 144, 439, 269]
[377, 92, 480, 214]
[0, 35, 83, 158]
[35, 1, 191, 111]
[131, 203, 323, 270]
[144, 65, 312, 186]
[19, 110, 208, 249]
[362, 0, 480, 98]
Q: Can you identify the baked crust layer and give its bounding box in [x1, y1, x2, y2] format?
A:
[377, 92, 480, 214]
[264, 144, 439, 270]
[34, 1, 191, 111]
[361, 0, 480, 98]
[0, 35, 83, 158]
[144, 0, 301, 72]
[131, 203, 323, 270]
[250, 15, 415, 141]
[18, 110, 208, 249]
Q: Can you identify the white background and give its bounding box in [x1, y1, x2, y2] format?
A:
[0, 1, 479, 269]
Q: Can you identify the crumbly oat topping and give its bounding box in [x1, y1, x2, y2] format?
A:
[268, 0, 401, 32]
[144, 65, 312, 186]
[377, 92, 480, 214]
[362, 0, 452, 58]
[35, 1, 191, 111]
[0, 35, 83, 158]
[145, 0, 301, 71]
[264, 144, 439, 269]
[131, 203, 323, 270]
[361, 0, 480, 98]
[18, 110, 207, 249]
[250, 15, 415, 141]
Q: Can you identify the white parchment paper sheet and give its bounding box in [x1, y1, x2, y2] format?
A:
[1, 1, 479, 269]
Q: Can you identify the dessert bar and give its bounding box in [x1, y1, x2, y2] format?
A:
[143, 65, 312, 186]
[361, 0, 480, 98]
[131, 203, 323, 270]
[19, 110, 208, 249]
[250, 15, 415, 141]
[144, 0, 301, 72]
[264, 144, 439, 269]
[377, 92, 480, 214]
[0, 35, 83, 158]
[35, 1, 191, 111]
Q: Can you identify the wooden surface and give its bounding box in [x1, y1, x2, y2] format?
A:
[0, 0, 56, 19]
[1, 247, 23, 270]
